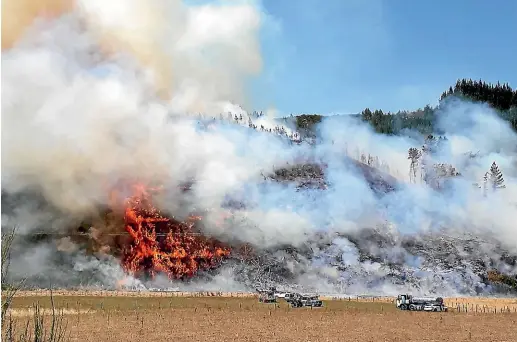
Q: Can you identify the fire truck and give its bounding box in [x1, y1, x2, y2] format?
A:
[256, 287, 278, 304]
[396, 294, 448, 312]
[288, 293, 323, 308]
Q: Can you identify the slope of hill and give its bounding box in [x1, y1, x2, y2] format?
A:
[3, 71, 517, 297]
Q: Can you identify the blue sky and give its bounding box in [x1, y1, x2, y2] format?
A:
[251, 0, 517, 115]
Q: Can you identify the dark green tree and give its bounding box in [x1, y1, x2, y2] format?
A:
[361, 108, 373, 122]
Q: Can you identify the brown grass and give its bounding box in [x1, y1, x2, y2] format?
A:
[4, 292, 517, 342]
[16, 290, 517, 312]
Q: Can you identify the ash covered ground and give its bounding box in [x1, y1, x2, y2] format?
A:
[2, 0, 517, 297]
[233, 163, 517, 296]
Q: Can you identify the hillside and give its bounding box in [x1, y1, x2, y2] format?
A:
[253, 79, 517, 294]
[3, 68, 517, 296]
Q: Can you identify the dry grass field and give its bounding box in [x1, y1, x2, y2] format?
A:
[3, 291, 517, 342]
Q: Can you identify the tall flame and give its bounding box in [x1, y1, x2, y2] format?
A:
[113, 182, 231, 279]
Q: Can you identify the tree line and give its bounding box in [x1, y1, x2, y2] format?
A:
[362, 78, 517, 135]
[440, 79, 517, 112]
[196, 110, 302, 142]
[287, 78, 517, 135]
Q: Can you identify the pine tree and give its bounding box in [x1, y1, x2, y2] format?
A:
[361, 108, 373, 122]
[488, 162, 506, 191]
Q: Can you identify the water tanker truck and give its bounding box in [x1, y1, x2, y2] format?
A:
[396, 294, 447, 312]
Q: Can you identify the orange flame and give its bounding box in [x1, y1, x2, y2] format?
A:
[113, 181, 230, 280]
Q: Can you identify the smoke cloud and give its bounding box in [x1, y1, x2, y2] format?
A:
[1, 0, 74, 50]
[2, 0, 517, 296]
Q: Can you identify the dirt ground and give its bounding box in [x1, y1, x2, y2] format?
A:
[4, 293, 517, 342]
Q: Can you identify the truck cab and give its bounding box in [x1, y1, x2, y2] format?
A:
[423, 298, 448, 312]
[258, 292, 277, 303]
[291, 294, 323, 308]
[396, 294, 411, 310]
[283, 292, 295, 302]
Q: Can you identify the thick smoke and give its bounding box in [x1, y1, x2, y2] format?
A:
[1, 0, 299, 287]
[2, 0, 270, 213]
[2, 0, 74, 50]
[2, 0, 517, 296]
[2, 0, 261, 106]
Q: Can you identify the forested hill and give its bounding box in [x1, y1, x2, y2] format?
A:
[282, 79, 517, 136]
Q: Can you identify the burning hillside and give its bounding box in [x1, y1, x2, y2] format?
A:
[2, 0, 517, 296]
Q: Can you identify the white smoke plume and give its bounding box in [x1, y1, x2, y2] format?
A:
[2, 0, 274, 213]
[2, 0, 517, 296]
[1, 0, 303, 287]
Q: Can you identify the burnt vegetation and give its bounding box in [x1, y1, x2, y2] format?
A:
[261, 79, 516, 293]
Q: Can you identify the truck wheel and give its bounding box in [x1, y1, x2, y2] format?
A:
[400, 304, 408, 310]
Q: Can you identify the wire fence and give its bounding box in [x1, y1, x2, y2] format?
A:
[12, 291, 517, 314]
[452, 303, 517, 314]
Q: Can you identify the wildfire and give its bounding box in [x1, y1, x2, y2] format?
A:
[113, 182, 231, 280]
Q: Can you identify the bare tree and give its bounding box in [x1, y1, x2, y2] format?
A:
[426, 163, 460, 189]
[367, 154, 374, 166]
[482, 172, 489, 197]
[407, 147, 421, 183]
[373, 156, 380, 169]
